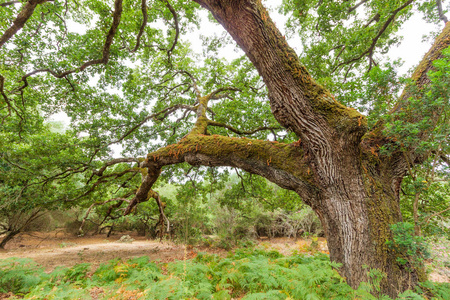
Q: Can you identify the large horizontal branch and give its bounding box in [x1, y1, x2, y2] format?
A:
[123, 133, 317, 215]
[0, 0, 53, 48]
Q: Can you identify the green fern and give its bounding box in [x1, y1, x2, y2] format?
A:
[0, 257, 47, 295]
[4, 247, 449, 299]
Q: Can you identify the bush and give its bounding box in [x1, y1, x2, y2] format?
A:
[64, 219, 83, 236]
[386, 222, 431, 268]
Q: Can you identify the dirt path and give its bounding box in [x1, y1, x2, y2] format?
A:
[0, 233, 326, 272]
[0, 232, 226, 272]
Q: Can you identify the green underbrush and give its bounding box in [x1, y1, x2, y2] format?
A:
[1, 248, 449, 299]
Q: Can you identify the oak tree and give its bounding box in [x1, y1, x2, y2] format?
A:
[1, 0, 450, 296]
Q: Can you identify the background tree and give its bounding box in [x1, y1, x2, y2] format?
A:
[0, 122, 86, 247]
[1, 0, 450, 296]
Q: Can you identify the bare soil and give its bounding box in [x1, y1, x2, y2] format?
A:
[0, 232, 327, 272]
[0, 231, 224, 272]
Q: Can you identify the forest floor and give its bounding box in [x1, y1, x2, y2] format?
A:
[0, 231, 448, 283]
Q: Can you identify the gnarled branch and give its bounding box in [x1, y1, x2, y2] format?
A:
[123, 132, 316, 216]
[0, 0, 53, 48]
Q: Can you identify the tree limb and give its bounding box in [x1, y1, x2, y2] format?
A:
[90, 157, 140, 179]
[439, 154, 450, 166]
[0, 0, 53, 48]
[12, 0, 123, 89]
[334, 0, 414, 72]
[0, 1, 20, 7]
[348, 0, 369, 13]
[159, 0, 179, 63]
[123, 132, 315, 216]
[422, 206, 450, 224]
[78, 197, 130, 235]
[132, 0, 148, 52]
[0, 75, 23, 126]
[209, 86, 241, 99]
[436, 0, 448, 24]
[106, 104, 196, 146]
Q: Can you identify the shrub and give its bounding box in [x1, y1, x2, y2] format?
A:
[386, 222, 431, 268]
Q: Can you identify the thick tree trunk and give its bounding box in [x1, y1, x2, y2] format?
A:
[312, 151, 425, 296]
[117, 1, 448, 297]
[190, 0, 442, 296]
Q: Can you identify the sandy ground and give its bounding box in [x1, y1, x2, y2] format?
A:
[0, 232, 225, 272]
[0, 232, 328, 272]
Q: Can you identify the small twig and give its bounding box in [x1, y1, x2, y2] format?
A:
[159, 0, 179, 64]
[348, 0, 369, 13]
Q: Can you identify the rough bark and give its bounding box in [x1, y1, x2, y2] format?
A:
[191, 0, 380, 292]
[162, 0, 448, 296]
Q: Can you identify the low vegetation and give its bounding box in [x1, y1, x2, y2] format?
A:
[1, 248, 449, 300]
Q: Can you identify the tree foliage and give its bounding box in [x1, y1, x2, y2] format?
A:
[1, 0, 450, 296]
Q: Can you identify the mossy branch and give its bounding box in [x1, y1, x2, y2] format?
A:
[123, 133, 317, 217]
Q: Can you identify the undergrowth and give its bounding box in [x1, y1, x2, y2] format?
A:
[0, 249, 449, 299]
